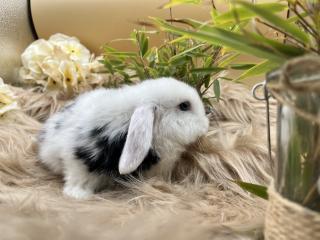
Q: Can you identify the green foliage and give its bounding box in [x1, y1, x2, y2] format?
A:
[213, 3, 287, 25]
[153, 0, 320, 80]
[151, 0, 320, 208]
[102, 0, 319, 102]
[234, 181, 268, 200]
[162, 0, 202, 9]
[152, 17, 289, 63]
[102, 29, 237, 102]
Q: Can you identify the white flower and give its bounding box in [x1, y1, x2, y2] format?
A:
[59, 60, 79, 88]
[41, 59, 64, 89]
[0, 78, 19, 115]
[19, 33, 99, 93]
[21, 39, 53, 78]
[49, 33, 91, 64]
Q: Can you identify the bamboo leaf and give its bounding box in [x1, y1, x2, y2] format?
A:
[190, 67, 225, 74]
[169, 55, 191, 65]
[287, 12, 308, 23]
[230, 63, 256, 70]
[218, 53, 240, 67]
[213, 79, 220, 101]
[214, 3, 287, 24]
[237, 60, 278, 81]
[136, 31, 149, 57]
[168, 36, 189, 44]
[236, 0, 310, 44]
[102, 59, 114, 74]
[109, 38, 136, 43]
[204, 56, 214, 68]
[105, 51, 138, 57]
[210, 8, 219, 23]
[162, 0, 202, 9]
[152, 17, 286, 63]
[247, 32, 306, 57]
[234, 181, 269, 200]
[141, 37, 149, 57]
[219, 77, 233, 81]
[169, 44, 204, 63]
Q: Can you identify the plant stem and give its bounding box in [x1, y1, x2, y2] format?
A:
[283, 2, 291, 44]
[211, 0, 216, 10]
[136, 32, 150, 78]
[168, 7, 177, 55]
[201, 78, 215, 96]
[302, 182, 318, 206]
[255, 18, 307, 48]
[294, 1, 320, 53]
[292, 8, 318, 39]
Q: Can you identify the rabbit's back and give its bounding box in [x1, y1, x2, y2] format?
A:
[38, 88, 132, 173]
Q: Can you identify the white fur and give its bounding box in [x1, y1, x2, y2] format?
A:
[38, 78, 209, 199]
[119, 105, 155, 174]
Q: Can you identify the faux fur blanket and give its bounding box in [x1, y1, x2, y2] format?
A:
[0, 81, 276, 240]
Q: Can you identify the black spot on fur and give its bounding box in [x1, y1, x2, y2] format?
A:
[74, 126, 159, 176]
[136, 149, 159, 172]
[89, 125, 107, 138]
[38, 129, 46, 142]
[54, 121, 61, 130]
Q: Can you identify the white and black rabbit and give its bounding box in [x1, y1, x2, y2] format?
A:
[38, 77, 209, 199]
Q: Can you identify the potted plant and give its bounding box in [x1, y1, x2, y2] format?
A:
[153, 0, 320, 239]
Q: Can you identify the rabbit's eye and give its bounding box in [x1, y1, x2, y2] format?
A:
[178, 101, 191, 111]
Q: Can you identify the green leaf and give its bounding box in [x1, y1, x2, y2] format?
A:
[169, 43, 205, 63]
[103, 46, 117, 52]
[109, 38, 136, 43]
[136, 31, 149, 57]
[152, 17, 286, 63]
[109, 59, 124, 65]
[236, 60, 278, 81]
[190, 67, 225, 74]
[287, 12, 308, 23]
[213, 79, 220, 102]
[204, 56, 214, 68]
[162, 0, 202, 9]
[218, 53, 240, 68]
[219, 77, 233, 81]
[236, 0, 310, 44]
[146, 47, 158, 63]
[141, 37, 149, 57]
[202, 97, 213, 107]
[229, 63, 256, 70]
[169, 55, 191, 65]
[246, 32, 306, 58]
[215, 3, 287, 24]
[102, 59, 114, 74]
[203, 76, 211, 88]
[210, 8, 219, 24]
[234, 181, 268, 200]
[105, 51, 138, 57]
[168, 36, 189, 44]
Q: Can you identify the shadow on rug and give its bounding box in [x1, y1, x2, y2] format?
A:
[0, 81, 276, 240]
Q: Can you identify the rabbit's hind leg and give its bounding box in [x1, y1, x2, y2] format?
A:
[62, 159, 103, 199]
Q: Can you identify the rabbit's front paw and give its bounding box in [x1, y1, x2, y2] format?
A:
[63, 185, 93, 200]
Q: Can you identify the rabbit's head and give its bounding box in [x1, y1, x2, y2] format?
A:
[119, 78, 209, 176]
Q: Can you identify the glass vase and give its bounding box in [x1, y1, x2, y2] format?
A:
[266, 55, 320, 211]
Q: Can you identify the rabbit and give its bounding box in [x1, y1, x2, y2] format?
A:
[38, 77, 209, 199]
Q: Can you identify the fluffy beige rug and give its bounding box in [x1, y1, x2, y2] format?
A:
[0, 81, 276, 240]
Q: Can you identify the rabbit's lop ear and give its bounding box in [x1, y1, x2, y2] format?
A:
[119, 105, 155, 175]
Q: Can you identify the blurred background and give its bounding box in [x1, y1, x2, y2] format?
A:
[0, 0, 274, 85]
